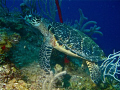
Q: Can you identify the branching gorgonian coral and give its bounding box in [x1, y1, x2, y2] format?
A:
[100, 51, 120, 83]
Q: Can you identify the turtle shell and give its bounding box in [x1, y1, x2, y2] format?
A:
[50, 22, 105, 62]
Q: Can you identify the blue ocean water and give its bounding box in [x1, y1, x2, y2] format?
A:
[6, 0, 120, 56]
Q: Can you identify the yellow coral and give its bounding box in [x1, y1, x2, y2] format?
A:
[9, 33, 21, 44]
[0, 31, 20, 63]
[0, 48, 3, 53]
[5, 78, 28, 90]
[5, 41, 12, 48]
[0, 39, 6, 44]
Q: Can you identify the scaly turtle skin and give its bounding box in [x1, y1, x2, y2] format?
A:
[25, 15, 105, 83]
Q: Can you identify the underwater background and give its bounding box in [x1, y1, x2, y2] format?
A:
[0, 0, 120, 90]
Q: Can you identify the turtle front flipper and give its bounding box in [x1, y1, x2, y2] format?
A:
[86, 61, 101, 84]
[39, 42, 53, 73]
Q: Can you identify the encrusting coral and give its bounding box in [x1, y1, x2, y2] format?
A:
[4, 78, 28, 90]
[0, 63, 28, 89]
[0, 31, 21, 63]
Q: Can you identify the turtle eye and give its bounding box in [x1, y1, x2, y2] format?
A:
[28, 15, 33, 20]
[24, 14, 33, 23]
[25, 14, 33, 21]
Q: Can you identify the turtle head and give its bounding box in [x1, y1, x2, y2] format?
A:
[24, 15, 50, 36]
[24, 15, 41, 27]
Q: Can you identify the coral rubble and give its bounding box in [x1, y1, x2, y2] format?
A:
[0, 63, 28, 89]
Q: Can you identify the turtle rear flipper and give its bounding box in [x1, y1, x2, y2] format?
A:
[86, 61, 101, 84]
[39, 42, 53, 73]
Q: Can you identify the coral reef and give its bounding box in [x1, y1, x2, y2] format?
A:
[0, 63, 20, 83]
[42, 71, 66, 90]
[100, 51, 120, 83]
[0, 31, 21, 63]
[0, 61, 118, 90]
[0, 3, 43, 67]
[0, 63, 28, 89]
[4, 78, 28, 90]
[19, 61, 119, 90]
[20, 62, 66, 90]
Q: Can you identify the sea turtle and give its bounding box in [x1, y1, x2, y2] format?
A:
[25, 15, 105, 83]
